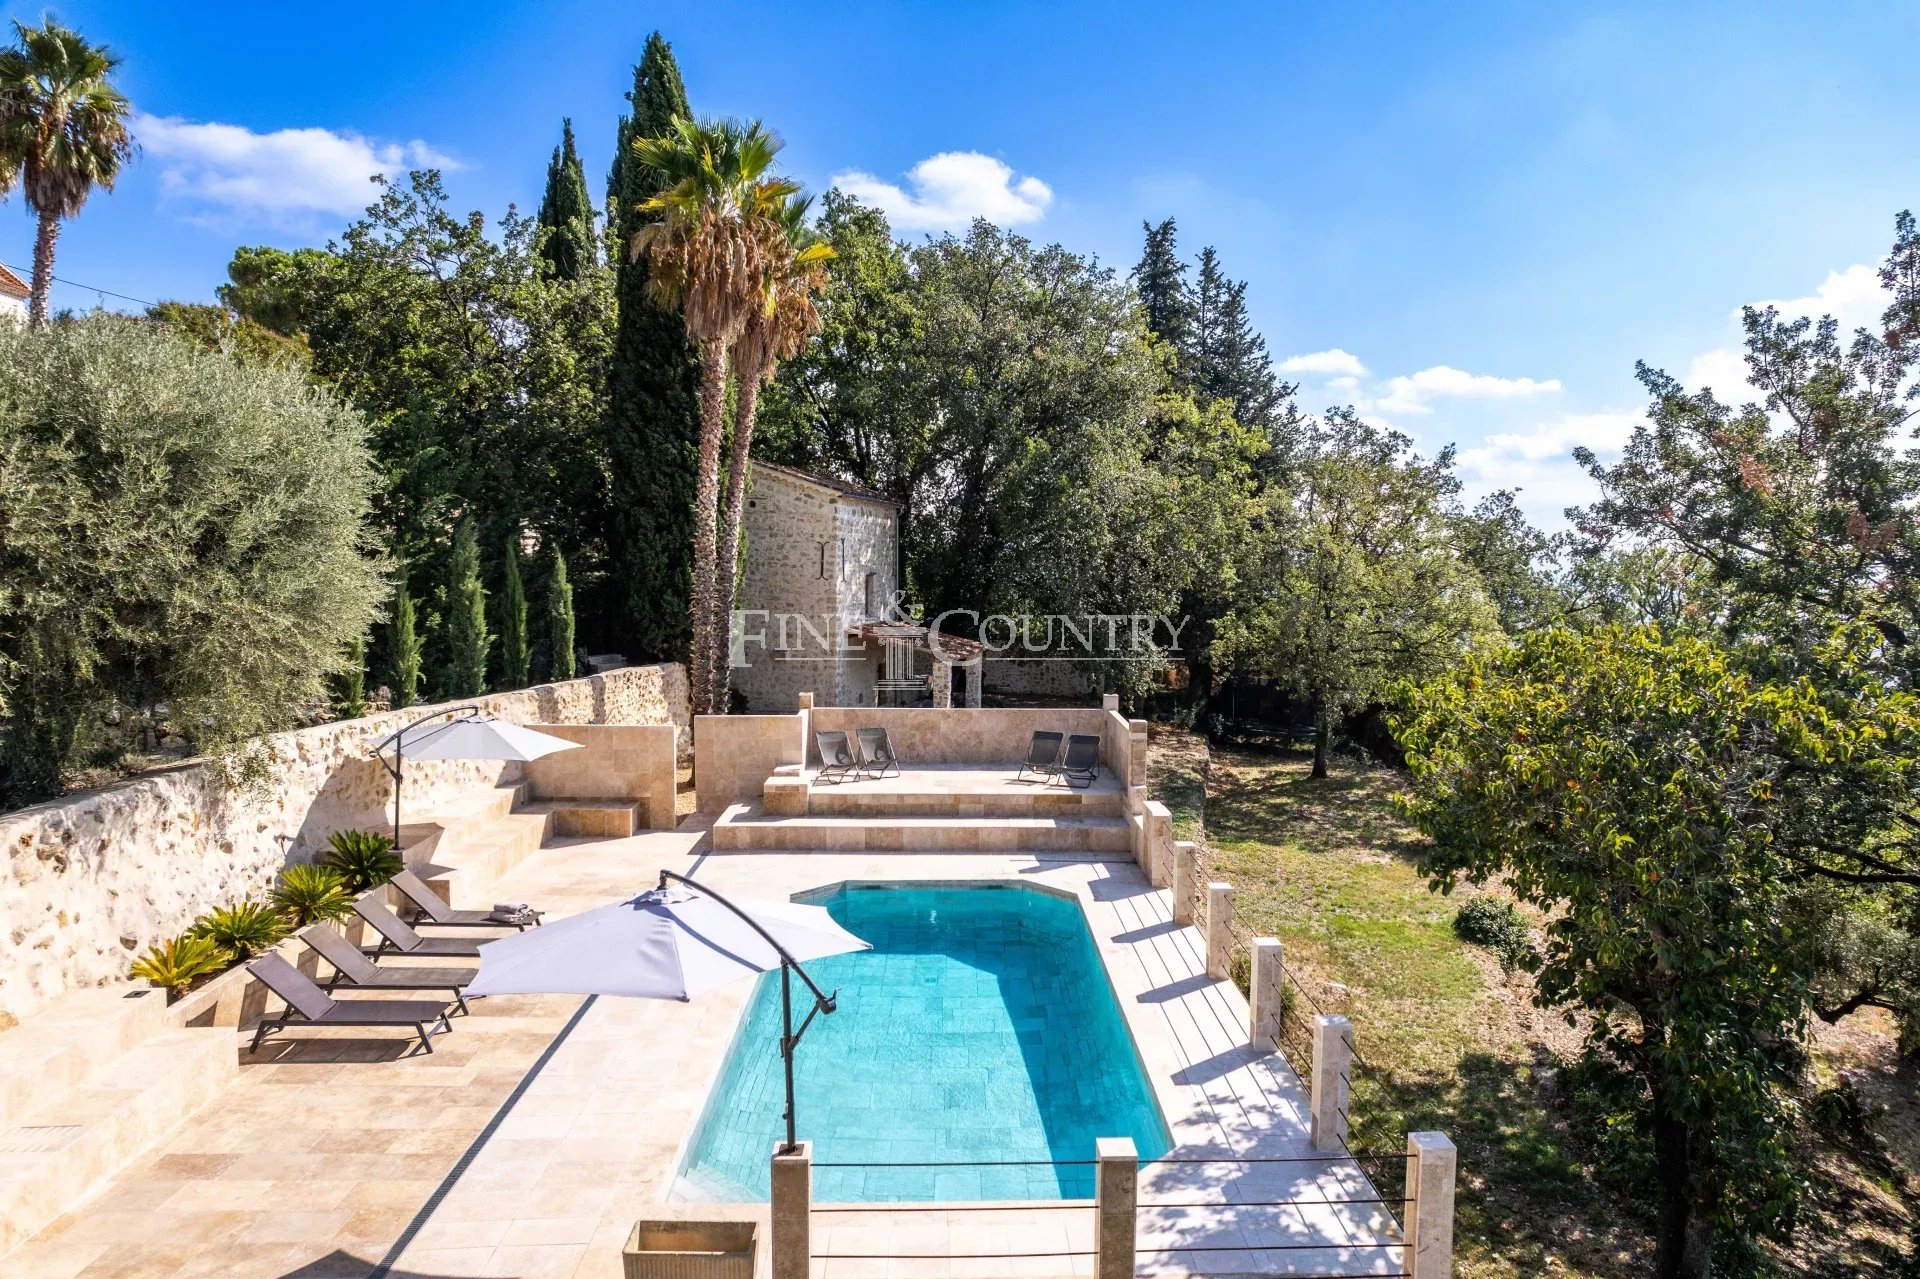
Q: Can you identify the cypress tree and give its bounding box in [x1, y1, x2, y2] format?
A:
[498, 536, 530, 690]
[602, 32, 700, 662]
[387, 583, 423, 709]
[1135, 218, 1194, 352]
[334, 637, 368, 718]
[1190, 246, 1286, 428]
[536, 119, 596, 281]
[548, 547, 577, 682]
[446, 522, 491, 697]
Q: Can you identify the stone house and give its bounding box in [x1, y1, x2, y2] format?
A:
[731, 461, 981, 712]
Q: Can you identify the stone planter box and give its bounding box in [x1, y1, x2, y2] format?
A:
[623, 1220, 757, 1279]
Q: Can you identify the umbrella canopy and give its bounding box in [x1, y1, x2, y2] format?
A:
[465, 884, 868, 999]
[398, 716, 583, 763]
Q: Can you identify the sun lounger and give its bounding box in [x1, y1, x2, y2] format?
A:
[855, 727, 901, 779]
[1015, 731, 1064, 784]
[391, 868, 541, 931]
[815, 730, 859, 784]
[246, 952, 453, 1055]
[300, 924, 475, 1014]
[1060, 734, 1101, 789]
[354, 898, 487, 958]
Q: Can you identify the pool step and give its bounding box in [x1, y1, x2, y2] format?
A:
[712, 803, 1133, 853]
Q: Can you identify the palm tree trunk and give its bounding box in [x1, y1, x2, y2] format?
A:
[711, 366, 765, 713]
[689, 338, 731, 716]
[29, 210, 60, 328]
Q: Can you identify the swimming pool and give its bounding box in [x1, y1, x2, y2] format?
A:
[677, 882, 1170, 1201]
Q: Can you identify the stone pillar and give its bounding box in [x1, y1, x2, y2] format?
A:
[1310, 1015, 1353, 1151]
[1095, 1137, 1137, 1279]
[1205, 882, 1234, 980]
[1143, 801, 1172, 887]
[1404, 1132, 1458, 1279]
[796, 691, 814, 710]
[1172, 841, 1198, 925]
[1101, 692, 1120, 712]
[964, 660, 982, 707]
[770, 1140, 812, 1279]
[1250, 937, 1284, 1052]
[931, 659, 953, 708]
[1129, 717, 1149, 786]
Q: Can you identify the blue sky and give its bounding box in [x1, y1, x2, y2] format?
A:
[7, 1, 1917, 528]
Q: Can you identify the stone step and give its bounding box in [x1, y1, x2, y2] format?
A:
[711, 804, 1133, 853]
[0, 1027, 236, 1254]
[521, 798, 642, 839]
[426, 810, 553, 905]
[804, 787, 1125, 819]
[0, 986, 169, 1125]
[395, 780, 529, 864]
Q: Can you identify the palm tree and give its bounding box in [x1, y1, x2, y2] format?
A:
[709, 195, 834, 707]
[0, 19, 134, 327]
[629, 116, 794, 714]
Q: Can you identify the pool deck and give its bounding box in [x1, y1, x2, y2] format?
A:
[4, 825, 1403, 1279]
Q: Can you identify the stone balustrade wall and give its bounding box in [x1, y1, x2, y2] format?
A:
[0, 663, 688, 1026]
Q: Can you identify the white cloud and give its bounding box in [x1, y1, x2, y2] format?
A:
[1374, 365, 1563, 415]
[832, 151, 1051, 231]
[136, 112, 457, 218]
[1453, 410, 1644, 529]
[1681, 346, 1753, 400]
[1279, 347, 1369, 378]
[1751, 262, 1886, 331]
[1471, 410, 1645, 463]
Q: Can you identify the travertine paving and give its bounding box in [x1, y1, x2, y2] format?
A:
[4, 819, 1402, 1278]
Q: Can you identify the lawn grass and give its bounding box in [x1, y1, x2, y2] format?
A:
[1185, 741, 1920, 1278]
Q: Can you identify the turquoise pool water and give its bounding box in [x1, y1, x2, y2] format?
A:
[678, 882, 1170, 1201]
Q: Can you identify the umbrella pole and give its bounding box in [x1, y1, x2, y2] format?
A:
[392, 751, 403, 848]
[780, 961, 799, 1153]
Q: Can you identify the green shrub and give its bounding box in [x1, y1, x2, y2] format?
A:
[271, 864, 354, 926]
[323, 829, 402, 891]
[1453, 895, 1534, 972]
[187, 900, 287, 959]
[129, 934, 228, 1000]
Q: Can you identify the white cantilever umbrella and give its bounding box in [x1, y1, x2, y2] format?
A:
[372, 707, 582, 846]
[466, 870, 868, 1149]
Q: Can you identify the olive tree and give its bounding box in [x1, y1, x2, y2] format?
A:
[0, 316, 387, 805]
[1392, 622, 1920, 1277]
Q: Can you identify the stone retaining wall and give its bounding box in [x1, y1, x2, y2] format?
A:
[0, 663, 688, 1026]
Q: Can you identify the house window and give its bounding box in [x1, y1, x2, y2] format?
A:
[864, 572, 875, 617]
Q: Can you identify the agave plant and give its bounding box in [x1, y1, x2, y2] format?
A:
[187, 900, 287, 959]
[271, 863, 354, 926]
[322, 829, 402, 891]
[128, 933, 227, 1000]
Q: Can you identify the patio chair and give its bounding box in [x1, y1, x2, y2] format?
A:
[246, 952, 454, 1055]
[1060, 734, 1101, 789]
[1014, 731, 1064, 784]
[299, 924, 476, 1015]
[855, 727, 901, 779]
[354, 897, 487, 959]
[391, 868, 541, 931]
[815, 730, 859, 784]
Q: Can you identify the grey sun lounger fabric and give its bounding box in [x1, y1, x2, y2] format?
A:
[1060, 733, 1101, 789]
[1015, 731, 1064, 783]
[246, 952, 453, 1054]
[815, 730, 859, 783]
[299, 924, 475, 1014]
[390, 868, 540, 930]
[855, 727, 901, 779]
[354, 898, 486, 958]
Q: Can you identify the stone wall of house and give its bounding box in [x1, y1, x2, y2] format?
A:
[0, 663, 688, 1026]
[981, 658, 1098, 700]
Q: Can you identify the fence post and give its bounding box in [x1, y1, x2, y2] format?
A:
[1250, 937, 1284, 1051]
[1205, 882, 1234, 980]
[1144, 801, 1172, 888]
[770, 1140, 812, 1279]
[1172, 841, 1198, 926]
[1310, 1015, 1353, 1151]
[1095, 1137, 1137, 1279]
[1404, 1132, 1457, 1279]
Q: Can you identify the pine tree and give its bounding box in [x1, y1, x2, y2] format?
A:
[387, 583, 423, 710]
[1190, 246, 1287, 428]
[548, 547, 577, 682]
[602, 32, 701, 663]
[445, 522, 491, 697]
[1134, 218, 1195, 352]
[536, 119, 596, 281]
[498, 536, 530, 690]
